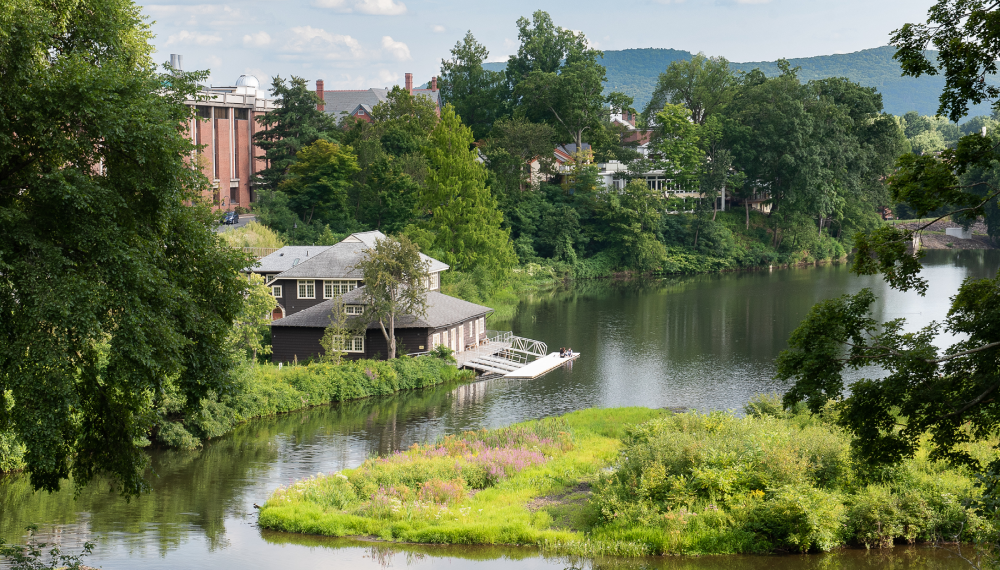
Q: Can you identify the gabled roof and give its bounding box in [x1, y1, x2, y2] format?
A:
[274, 231, 449, 280]
[322, 88, 389, 118]
[253, 246, 334, 274]
[270, 289, 492, 330]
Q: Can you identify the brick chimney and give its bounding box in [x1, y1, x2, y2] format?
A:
[315, 79, 325, 112]
[405, 73, 413, 94]
[431, 76, 437, 90]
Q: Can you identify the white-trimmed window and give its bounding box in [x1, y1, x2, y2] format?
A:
[429, 272, 439, 290]
[324, 280, 359, 298]
[265, 274, 277, 284]
[345, 305, 364, 315]
[432, 332, 440, 347]
[332, 335, 365, 353]
[297, 280, 315, 299]
[271, 284, 283, 298]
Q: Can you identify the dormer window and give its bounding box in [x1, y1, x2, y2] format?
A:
[324, 280, 358, 298]
[357, 109, 366, 116]
[345, 305, 364, 315]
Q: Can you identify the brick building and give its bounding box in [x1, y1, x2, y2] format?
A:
[174, 55, 277, 211]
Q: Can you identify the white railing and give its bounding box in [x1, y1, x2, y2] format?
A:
[510, 336, 548, 357]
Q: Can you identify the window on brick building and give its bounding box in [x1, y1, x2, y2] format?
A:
[196, 106, 211, 119]
[215, 108, 228, 119]
[234, 108, 249, 120]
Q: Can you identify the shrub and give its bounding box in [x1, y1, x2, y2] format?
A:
[734, 484, 845, 552]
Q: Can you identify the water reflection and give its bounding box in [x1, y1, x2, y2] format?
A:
[2, 250, 998, 569]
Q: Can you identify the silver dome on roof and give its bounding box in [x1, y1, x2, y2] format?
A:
[235, 75, 259, 89]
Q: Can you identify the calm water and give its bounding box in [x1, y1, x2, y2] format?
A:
[2, 250, 999, 569]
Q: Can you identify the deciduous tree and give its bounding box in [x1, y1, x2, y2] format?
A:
[0, 0, 250, 496]
[352, 235, 429, 359]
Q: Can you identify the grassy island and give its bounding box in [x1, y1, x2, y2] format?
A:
[258, 401, 996, 556]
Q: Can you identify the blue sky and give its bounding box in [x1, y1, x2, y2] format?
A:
[144, 0, 936, 92]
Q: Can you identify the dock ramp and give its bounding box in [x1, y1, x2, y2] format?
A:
[456, 331, 577, 379]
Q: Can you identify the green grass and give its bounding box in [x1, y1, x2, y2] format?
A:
[258, 400, 999, 556]
[153, 355, 475, 450]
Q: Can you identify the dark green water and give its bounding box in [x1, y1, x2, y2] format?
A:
[2, 250, 998, 569]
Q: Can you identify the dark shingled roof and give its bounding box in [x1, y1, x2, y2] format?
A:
[252, 246, 333, 274]
[274, 230, 448, 279]
[270, 289, 492, 329]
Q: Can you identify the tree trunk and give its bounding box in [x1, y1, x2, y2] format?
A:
[388, 313, 396, 359]
[712, 196, 718, 221]
[818, 214, 824, 238]
[745, 200, 750, 230]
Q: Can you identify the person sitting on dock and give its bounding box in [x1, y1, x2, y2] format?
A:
[566, 348, 573, 357]
[559, 347, 566, 358]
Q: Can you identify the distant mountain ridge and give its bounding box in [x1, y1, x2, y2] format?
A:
[484, 46, 999, 118]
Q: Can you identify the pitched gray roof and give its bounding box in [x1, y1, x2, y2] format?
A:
[274, 231, 448, 279]
[253, 246, 333, 274]
[322, 89, 389, 119]
[271, 289, 492, 329]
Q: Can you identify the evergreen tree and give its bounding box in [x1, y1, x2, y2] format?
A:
[421, 106, 518, 282]
[253, 76, 337, 191]
[439, 31, 511, 140]
[279, 139, 360, 227]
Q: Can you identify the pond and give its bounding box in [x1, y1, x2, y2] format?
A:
[2, 250, 998, 569]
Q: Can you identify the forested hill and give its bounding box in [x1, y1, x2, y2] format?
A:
[484, 46, 999, 118]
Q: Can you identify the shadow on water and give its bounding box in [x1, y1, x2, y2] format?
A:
[2, 250, 999, 568]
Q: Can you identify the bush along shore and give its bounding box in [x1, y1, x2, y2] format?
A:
[153, 355, 475, 450]
[0, 355, 474, 471]
[257, 399, 995, 556]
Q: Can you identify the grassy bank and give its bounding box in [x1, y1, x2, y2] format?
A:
[257, 400, 995, 556]
[153, 355, 475, 450]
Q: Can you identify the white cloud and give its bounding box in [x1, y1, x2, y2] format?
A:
[164, 30, 222, 46]
[243, 31, 271, 47]
[312, 0, 406, 15]
[377, 69, 399, 84]
[381, 36, 411, 61]
[284, 26, 365, 59]
[432, 24, 445, 33]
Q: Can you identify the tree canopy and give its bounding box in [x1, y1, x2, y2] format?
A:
[0, 0, 250, 496]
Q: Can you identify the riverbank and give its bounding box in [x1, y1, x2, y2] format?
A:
[153, 355, 476, 450]
[258, 401, 994, 556]
[0, 355, 475, 472]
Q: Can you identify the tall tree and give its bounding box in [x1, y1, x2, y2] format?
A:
[279, 139, 360, 227]
[0, 0, 250, 496]
[642, 54, 735, 126]
[779, 1, 1000, 511]
[439, 31, 511, 140]
[352, 235, 429, 360]
[421, 106, 519, 282]
[508, 11, 632, 150]
[253, 76, 337, 191]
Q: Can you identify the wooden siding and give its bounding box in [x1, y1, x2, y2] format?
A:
[272, 278, 327, 316]
[272, 326, 433, 363]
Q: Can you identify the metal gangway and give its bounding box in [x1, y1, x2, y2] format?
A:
[456, 330, 548, 376]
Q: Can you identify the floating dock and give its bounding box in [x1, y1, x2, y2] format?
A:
[503, 352, 580, 379]
[457, 331, 577, 379]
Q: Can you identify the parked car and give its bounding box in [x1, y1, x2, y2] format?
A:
[221, 211, 239, 225]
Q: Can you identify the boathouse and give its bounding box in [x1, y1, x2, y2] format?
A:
[267, 231, 491, 362]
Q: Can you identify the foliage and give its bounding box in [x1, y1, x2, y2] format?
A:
[253, 75, 337, 191]
[0, 526, 94, 570]
[280, 140, 361, 227]
[259, 405, 994, 555]
[0, 0, 252, 497]
[421, 106, 518, 283]
[153, 355, 473, 449]
[319, 297, 361, 365]
[229, 274, 277, 362]
[352, 234, 429, 359]
[642, 54, 734, 126]
[439, 31, 510, 140]
[217, 221, 287, 249]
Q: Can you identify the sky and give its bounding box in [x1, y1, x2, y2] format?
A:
[143, 0, 937, 93]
